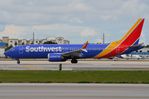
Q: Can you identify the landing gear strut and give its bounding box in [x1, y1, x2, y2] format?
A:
[71, 59, 78, 64]
[17, 59, 20, 64]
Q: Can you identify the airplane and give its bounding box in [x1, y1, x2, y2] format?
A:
[120, 54, 142, 59]
[0, 42, 7, 47]
[4, 18, 144, 64]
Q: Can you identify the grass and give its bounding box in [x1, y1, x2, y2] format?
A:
[0, 70, 148, 83]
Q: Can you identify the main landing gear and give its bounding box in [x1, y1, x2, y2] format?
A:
[71, 59, 78, 64]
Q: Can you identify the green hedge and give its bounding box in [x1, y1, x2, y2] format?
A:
[0, 70, 148, 83]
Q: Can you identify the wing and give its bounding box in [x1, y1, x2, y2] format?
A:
[62, 41, 88, 58]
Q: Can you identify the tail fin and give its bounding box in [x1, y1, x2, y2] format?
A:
[119, 18, 144, 46]
[95, 18, 144, 58]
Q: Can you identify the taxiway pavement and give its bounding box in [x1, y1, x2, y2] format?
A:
[0, 60, 149, 70]
[0, 83, 149, 99]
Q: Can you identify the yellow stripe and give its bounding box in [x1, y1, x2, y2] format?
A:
[95, 40, 120, 58]
[95, 18, 143, 58]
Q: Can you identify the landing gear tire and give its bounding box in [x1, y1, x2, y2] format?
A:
[71, 59, 78, 64]
[17, 59, 20, 64]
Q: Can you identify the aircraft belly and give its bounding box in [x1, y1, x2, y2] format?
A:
[21, 52, 48, 58]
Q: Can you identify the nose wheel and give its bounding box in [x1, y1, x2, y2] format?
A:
[71, 59, 78, 64]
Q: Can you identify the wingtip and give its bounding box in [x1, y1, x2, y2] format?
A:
[82, 41, 89, 49]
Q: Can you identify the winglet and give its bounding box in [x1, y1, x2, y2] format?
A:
[81, 41, 88, 52]
[82, 41, 89, 49]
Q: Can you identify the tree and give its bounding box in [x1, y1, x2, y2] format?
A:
[5, 45, 13, 51]
[146, 45, 149, 48]
[14, 42, 17, 46]
[43, 41, 57, 44]
[22, 42, 25, 45]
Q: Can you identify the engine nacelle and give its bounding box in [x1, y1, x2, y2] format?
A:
[48, 53, 66, 62]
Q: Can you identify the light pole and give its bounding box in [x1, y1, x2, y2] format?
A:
[102, 33, 105, 44]
[33, 32, 35, 44]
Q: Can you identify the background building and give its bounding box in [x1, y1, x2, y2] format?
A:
[2, 37, 9, 43]
[1, 36, 70, 47]
[47, 37, 70, 44]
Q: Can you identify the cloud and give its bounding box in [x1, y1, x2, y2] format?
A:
[80, 29, 97, 37]
[32, 24, 84, 34]
[0, 0, 148, 44]
[0, 25, 25, 34]
[0, 23, 99, 42]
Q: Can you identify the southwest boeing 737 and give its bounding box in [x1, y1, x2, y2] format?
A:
[4, 18, 144, 64]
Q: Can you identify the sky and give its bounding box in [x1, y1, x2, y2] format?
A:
[0, 0, 149, 44]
